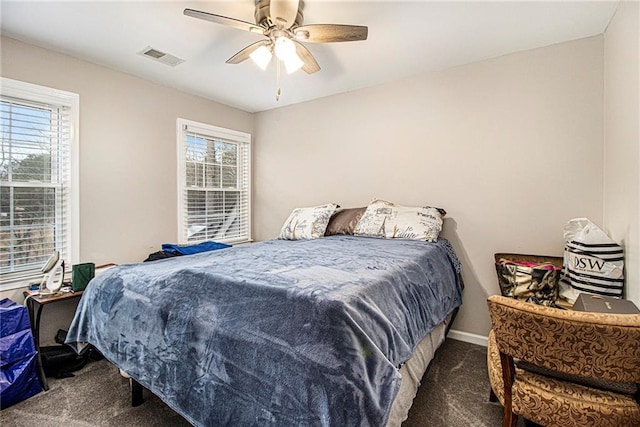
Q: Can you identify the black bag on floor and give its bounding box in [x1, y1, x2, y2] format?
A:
[40, 345, 88, 378]
[40, 330, 102, 378]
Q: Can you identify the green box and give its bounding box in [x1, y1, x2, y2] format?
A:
[72, 263, 95, 292]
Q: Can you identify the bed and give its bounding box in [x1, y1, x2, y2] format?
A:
[66, 234, 463, 426]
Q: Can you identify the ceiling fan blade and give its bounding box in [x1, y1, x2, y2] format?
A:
[294, 24, 368, 43]
[269, 0, 299, 29]
[184, 8, 265, 35]
[226, 40, 271, 64]
[293, 41, 320, 74]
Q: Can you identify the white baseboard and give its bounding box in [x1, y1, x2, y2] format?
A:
[447, 329, 488, 347]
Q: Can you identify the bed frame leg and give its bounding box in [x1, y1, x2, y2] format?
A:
[131, 378, 144, 407]
[445, 306, 459, 336]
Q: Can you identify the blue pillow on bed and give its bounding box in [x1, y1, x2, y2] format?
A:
[161, 241, 231, 255]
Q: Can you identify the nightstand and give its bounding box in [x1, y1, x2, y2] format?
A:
[22, 263, 117, 390]
[23, 289, 84, 390]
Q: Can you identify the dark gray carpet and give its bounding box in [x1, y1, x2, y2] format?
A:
[1, 338, 521, 426]
[405, 338, 525, 426]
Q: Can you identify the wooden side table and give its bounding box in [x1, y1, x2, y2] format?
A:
[22, 262, 117, 390]
[23, 289, 84, 390]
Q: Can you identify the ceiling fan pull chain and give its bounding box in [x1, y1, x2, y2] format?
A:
[276, 58, 281, 101]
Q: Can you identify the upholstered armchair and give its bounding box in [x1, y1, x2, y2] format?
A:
[486, 295, 640, 427]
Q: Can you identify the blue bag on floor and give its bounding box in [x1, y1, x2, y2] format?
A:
[0, 298, 42, 409]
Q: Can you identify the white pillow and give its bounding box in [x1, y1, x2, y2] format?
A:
[354, 199, 445, 242]
[279, 203, 339, 240]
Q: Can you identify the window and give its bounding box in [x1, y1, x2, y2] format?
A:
[0, 78, 79, 290]
[177, 119, 251, 245]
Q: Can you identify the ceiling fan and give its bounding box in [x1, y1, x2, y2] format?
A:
[184, 0, 368, 76]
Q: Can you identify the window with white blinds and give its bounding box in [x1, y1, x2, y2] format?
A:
[177, 119, 251, 245]
[0, 78, 79, 289]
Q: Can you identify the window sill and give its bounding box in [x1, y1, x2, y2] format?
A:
[1, 268, 73, 294]
[0, 279, 33, 294]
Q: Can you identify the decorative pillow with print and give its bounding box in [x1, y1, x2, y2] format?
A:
[279, 203, 339, 240]
[354, 199, 446, 242]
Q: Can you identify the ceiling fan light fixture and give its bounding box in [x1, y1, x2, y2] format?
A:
[250, 44, 273, 70]
[274, 36, 295, 60]
[274, 36, 303, 74]
[282, 54, 304, 74]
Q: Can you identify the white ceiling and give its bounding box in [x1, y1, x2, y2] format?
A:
[1, 1, 619, 113]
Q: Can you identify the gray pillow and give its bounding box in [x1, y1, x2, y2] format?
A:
[324, 207, 367, 236]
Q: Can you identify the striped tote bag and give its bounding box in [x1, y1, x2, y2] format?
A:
[561, 240, 624, 299]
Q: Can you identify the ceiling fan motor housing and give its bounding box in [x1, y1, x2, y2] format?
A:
[255, 0, 304, 28]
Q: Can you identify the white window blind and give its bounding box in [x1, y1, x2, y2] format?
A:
[0, 78, 79, 289]
[177, 119, 251, 245]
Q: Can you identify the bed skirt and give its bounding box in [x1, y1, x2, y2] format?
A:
[386, 312, 453, 426]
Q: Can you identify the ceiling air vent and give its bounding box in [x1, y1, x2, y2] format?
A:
[138, 46, 184, 67]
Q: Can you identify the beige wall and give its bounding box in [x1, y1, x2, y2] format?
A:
[603, 1, 640, 307]
[2, 32, 626, 341]
[254, 36, 605, 336]
[0, 36, 253, 343]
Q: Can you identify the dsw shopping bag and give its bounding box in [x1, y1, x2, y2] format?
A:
[559, 218, 624, 304]
[495, 254, 562, 306]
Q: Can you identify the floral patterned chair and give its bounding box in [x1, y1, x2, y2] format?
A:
[486, 295, 640, 427]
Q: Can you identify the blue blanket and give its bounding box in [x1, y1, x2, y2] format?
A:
[66, 236, 462, 426]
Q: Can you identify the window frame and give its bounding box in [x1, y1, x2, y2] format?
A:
[176, 118, 252, 245]
[0, 77, 79, 291]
